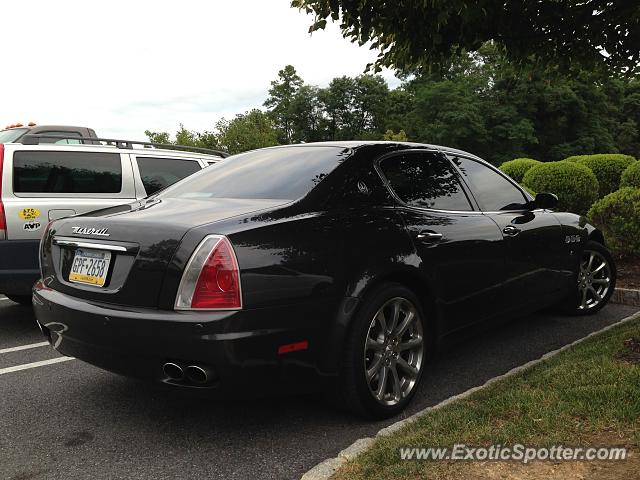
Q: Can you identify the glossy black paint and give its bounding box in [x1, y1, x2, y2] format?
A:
[33, 142, 605, 394]
[0, 239, 40, 295]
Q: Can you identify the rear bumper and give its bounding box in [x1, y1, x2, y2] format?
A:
[0, 240, 40, 295]
[32, 285, 340, 396]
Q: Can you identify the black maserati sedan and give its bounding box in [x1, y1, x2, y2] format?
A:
[33, 142, 616, 418]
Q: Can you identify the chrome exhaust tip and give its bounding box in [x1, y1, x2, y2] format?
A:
[163, 362, 184, 380]
[184, 365, 211, 384]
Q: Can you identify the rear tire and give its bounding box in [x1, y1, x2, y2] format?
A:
[5, 295, 32, 306]
[561, 241, 616, 316]
[332, 283, 429, 419]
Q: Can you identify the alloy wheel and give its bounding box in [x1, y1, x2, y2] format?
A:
[364, 297, 424, 406]
[577, 249, 612, 311]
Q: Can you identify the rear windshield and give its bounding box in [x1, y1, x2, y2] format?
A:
[158, 146, 350, 201]
[0, 128, 29, 143]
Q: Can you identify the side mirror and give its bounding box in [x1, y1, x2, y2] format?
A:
[534, 192, 558, 210]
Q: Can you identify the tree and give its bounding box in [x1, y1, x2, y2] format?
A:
[144, 130, 171, 145]
[264, 65, 304, 143]
[289, 85, 325, 143]
[292, 0, 640, 75]
[383, 129, 408, 141]
[146, 55, 640, 164]
[215, 109, 279, 155]
[408, 80, 488, 155]
[145, 124, 219, 150]
[320, 76, 358, 140]
[320, 74, 390, 140]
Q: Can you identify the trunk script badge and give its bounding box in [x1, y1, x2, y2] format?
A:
[71, 227, 110, 237]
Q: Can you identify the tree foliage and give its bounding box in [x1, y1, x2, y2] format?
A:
[147, 49, 640, 162]
[215, 109, 279, 155]
[264, 65, 304, 144]
[291, 0, 640, 76]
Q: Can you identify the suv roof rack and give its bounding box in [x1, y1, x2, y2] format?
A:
[20, 134, 230, 158]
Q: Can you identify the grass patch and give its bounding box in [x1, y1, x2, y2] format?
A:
[334, 314, 640, 480]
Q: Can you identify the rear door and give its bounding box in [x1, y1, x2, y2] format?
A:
[3, 146, 136, 240]
[131, 155, 203, 198]
[449, 155, 566, 308]
[377, 150, 506, 332]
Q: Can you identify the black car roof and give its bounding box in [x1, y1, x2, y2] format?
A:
[256, 141, 483, 162]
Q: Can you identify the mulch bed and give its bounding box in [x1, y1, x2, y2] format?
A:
[616, 258, 640, 289]
[616, 337, 640, 365]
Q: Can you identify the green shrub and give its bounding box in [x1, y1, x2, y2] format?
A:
[563, 154, 636, 197]
[522, 161, 599, 215]
[588, 187, 640, 257]
[499, 158, 541, 183]
[522, 184, 536, 198]
[620, 161, 640, 189]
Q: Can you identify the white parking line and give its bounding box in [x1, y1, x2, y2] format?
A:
[0, 357, 75, 376]
[0, 342, 50, 355]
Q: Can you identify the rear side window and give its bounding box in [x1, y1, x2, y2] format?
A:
[13, 151, 122, 194]
[136, 157, 201, 195]
[379, 152, 473, 211]
[451, 156, 528, 211]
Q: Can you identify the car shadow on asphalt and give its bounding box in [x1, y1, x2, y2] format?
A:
[1, 303, 637, 480]
[67, 304, 638, 430]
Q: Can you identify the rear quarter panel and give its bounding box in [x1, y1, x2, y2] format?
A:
[157, 203, 414, 376]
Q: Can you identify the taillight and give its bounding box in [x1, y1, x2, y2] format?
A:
[175, 235, 242, 310]
[0, 144, 6, 239]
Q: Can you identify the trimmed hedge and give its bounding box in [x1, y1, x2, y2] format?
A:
[620, 161, 640, 188]
[499, 158, 541, 183]
[563, 154, 636, 197]
[522, 161, 599, 215]
[588, 187, 640, 257]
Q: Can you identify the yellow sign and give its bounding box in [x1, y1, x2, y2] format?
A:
[69, 272, 106, 286]
[19, 208, 41, 220]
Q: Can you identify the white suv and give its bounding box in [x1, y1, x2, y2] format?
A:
[0, 136, 226, 304]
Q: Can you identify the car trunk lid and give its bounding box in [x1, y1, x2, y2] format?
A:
[42, 197, 286, 307]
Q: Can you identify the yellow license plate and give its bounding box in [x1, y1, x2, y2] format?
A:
[69, 249, 111, 287]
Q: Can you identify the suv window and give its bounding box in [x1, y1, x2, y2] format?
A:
[452, 156, 528, 211]
[0, 128, 29, 143]
[13, 151, 122, 194]
[136, 157, 201, 195]
[38, 131, 83, 144]
[379, 152, 472, 211]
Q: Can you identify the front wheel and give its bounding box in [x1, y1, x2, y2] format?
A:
[563, 241, 616, 315]
[334, 283, 428, 419]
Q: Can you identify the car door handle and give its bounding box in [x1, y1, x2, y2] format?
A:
[503, 225, 521, 236]
[416, 231, 443, 243]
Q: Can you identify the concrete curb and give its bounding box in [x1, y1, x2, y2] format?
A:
[300, 310, 640, 480]
[611, 288, 640, 307]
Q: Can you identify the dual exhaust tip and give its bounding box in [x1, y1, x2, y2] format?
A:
[163, 362, 214, 385]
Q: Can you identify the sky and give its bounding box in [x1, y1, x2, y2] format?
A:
[1, 0, 399, 140]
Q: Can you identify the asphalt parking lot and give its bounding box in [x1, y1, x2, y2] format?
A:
[0, 295, 637, 480]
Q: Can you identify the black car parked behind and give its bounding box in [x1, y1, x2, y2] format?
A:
[33, 142, 616, 418]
